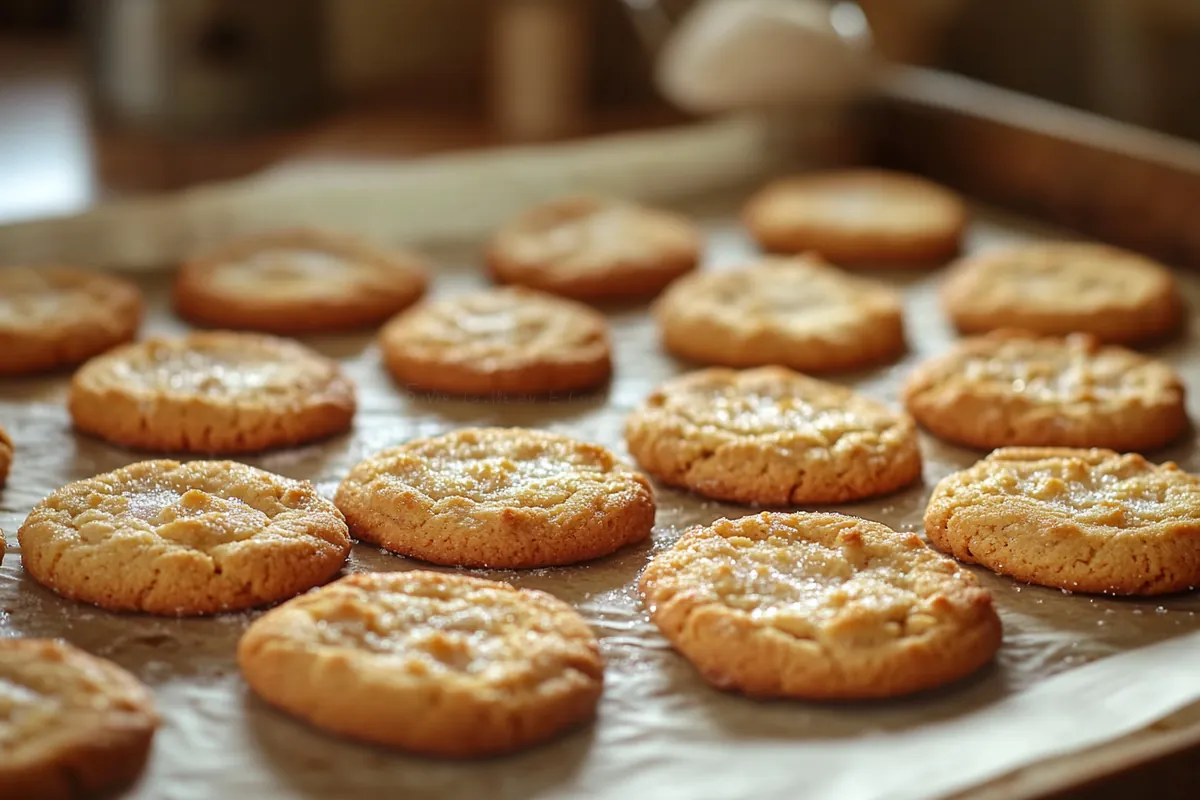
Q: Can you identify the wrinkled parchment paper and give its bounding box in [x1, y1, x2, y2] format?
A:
[3, 143, 1200, 800]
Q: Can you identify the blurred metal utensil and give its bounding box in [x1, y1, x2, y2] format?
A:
[622, 0, 874, 113]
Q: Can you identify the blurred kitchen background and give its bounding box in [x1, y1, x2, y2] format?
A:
[1, 0, 1198, 223]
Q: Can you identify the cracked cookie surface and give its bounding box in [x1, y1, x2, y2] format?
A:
[639, 511, 1001, 699]
[237, 570, 603, 757]
[486, 195, 700, 302]
[174, 228, 428, 334]
[625, 367, 922, 505]
[742, 169, 965, 265]
[925, 448, 1200, 595]
[0, 266, 143, 375]
[941, 242, 1183, 344]
[335, 427, 654, 568]
[18, 460, 350, 615]
[903, 331, 1187, 451]
[0, 638, 158, 799]
[654, 255, 906, 372]
[68, 331, 356, 454]
[379, 286, 612, 396]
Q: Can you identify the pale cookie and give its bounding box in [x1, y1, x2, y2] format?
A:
[941, 242, 1183, 344]
[654, 255, 906, 373]
[925, 448, 1200, 595]
[0, 638, 158, 799]
[379, 287, 612, 397]
[743, 169, 966, 265]
[0, 266, 142, 375]
[69, 331, 356, 454]
[639, 511, 1002, 699]
[335, 428, 654, 568]
[0, 424, 10, 489]
[18, 460, 350, 615]
[174, 228, 428, 334]
[486, 195, 701, 302]
[903, 331, 1187, 451]
[238, 570, 603, 758]
[625, 367, 922, 506]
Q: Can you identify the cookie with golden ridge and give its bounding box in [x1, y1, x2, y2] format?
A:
[18, 459, 351, 615]
[0, 638, 158, 799]
[238, 571, 603, 758]
[925, 447, 1200, 595]
[335, 427, 655, 568]
[639, 511, 1002, 699]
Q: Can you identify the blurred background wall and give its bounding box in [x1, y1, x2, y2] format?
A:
[1, 0, 1198, 219]
[3, 0, 1200, 138]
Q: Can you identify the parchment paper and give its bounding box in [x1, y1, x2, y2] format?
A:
[4, 186, 1200, 799]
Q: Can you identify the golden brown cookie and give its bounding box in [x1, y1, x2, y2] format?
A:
[0, 266, 143, 376]
[625, 367, 922, 506]
[639, 511, 1002, 699]
[940, 243, 1183, 344]
[335, 428, 654, 568]
[0, 638, 158, 799]
[925, 448, 1200, 595]
[486, 195, 701, 302]
[903, 331, 1187, 451]
[238, 570, 603, 758]
[654, 255, 906, 373]
[742, 169, 966, 265]
[174, 228, 428, 334]
[68, 331, 356, 454]
[0, 424, 10, 489]
[18, 460, 350, 615]
[379, 287, 612, 397]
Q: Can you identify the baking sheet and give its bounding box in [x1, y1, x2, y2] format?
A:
[4, 199, 1200, 800]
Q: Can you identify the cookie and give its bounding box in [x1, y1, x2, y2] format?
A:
[379, 287, 612, 397]
[903, 331, 1187, 451]
[68, 331, 356, 454]
[18, 459, 350, 615]
[238, 570, 603, 758]
[0, 638, 158, 799]
[486, 195, 701, 302]
[925, 448, 1200, 595]
[174, 228, 428, 334]
[0, 424, 10, 489]
[639, 511, 1002, 699]
[743, 169, 966, 265]
[940, 242, 1183, 344]
[654, 255, 906, 373]
[0, 266, 143, 375]
[625, 367, 922, 506]
[335, 427, 654, 568]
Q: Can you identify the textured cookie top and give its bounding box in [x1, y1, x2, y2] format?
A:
[905, 332, 1183, 411]
[745, 170, 964, 239]
[0, 266, 141, 334]
[180, 229, 427, 303]
[242, 571, 602, 694]
[380, 287, 609, 369]
[22, 460, 345, 555]
[489, 195, 698, 280]
[933, 448, 1200, 529]
[657, 256, 900, 335]
[633, 367, 914, 456]
[0, 638, 156, 763]
[18, 460, 350, 614]
[641, 512, 993, 645]
[72, 332, 354, 407]
[341, 427, 644, 510]
[943, 243, 1175, 314]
